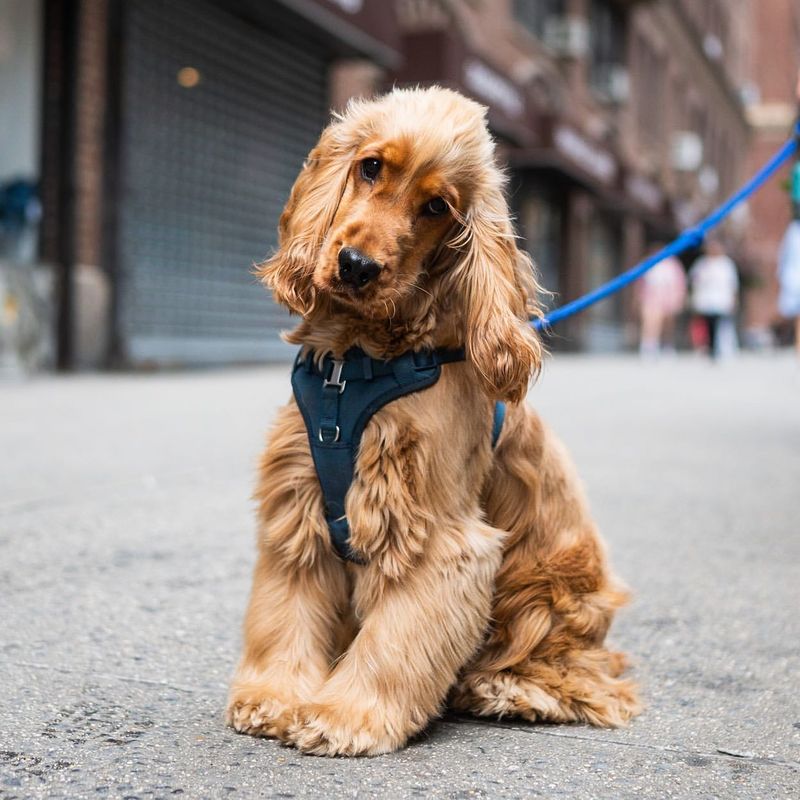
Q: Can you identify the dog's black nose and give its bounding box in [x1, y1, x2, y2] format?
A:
[338, 247, 381, 288]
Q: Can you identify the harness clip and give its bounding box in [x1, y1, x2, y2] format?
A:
[323, 359, 347, 394]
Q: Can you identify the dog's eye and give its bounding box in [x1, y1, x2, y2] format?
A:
[361, 158, 381, 182]
[423, 197, 448, 217]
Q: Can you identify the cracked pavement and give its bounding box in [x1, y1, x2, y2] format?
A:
[1, 354, 799, 798]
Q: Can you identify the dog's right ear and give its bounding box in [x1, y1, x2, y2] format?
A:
[445, 180, 544, 404]
[256, 121, 353, 314]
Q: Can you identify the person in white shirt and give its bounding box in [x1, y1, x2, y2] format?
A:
[689, 239, 739, 359]
[778, 219, 800, 357]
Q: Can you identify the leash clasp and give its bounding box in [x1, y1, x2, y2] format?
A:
[323, 359, 347, 394]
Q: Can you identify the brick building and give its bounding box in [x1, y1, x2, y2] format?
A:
[739, 0, 800, 342]
[0, 0, 794, 368]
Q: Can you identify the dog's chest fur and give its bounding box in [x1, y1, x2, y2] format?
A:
[319, 363, 495, 579]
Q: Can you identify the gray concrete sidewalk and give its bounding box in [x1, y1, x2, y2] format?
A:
[1, 354, 799, 799]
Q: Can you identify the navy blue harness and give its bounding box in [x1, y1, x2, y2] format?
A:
[291, 347, 505, 563]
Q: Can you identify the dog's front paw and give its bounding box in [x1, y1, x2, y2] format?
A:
[287, 703, 403, 757]
[226, 691, 295, 740]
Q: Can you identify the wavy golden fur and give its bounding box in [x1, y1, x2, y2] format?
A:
[227, 87, 640, 755]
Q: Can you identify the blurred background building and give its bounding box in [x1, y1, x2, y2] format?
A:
[0, 0, 798, 369]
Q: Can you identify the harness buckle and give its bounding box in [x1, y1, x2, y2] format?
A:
[323, 359, 347, 394]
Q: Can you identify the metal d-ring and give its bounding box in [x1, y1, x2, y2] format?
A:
[318, 425, 340, 443]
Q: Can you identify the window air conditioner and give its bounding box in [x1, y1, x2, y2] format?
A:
[671, 131, 704, 172]
[592, 65, 630, 104]
[543, 16, 589, 59]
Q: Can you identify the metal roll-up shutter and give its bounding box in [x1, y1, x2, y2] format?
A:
[119, 0, 328, 363]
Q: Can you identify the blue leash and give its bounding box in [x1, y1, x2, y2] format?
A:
[533, 122, 800, 331]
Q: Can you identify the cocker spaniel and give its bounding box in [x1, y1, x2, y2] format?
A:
[226, 87, 640, 756]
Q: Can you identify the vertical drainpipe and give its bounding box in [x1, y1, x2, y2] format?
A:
[55, 0, 79, 370]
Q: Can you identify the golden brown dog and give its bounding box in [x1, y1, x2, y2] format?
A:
[226, 87, 640, 755]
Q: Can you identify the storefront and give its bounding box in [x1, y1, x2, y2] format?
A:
[511, 119, 675, 350]
[106, 0, 398, 364]
[514, 179, 563, 307]
[509, 122, 618, 348]
[114, 0, 323, 362]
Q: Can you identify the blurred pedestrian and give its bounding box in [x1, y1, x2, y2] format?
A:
[637, 246, 687, 358]
[778, 218, 800, 356]
[688, 239, 739, 360]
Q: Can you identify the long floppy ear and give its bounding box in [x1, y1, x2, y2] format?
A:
[255, 120, 354, 314]
[447, 179, 544, 403]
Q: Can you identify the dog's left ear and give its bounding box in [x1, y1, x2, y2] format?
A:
[448, 181, 543, 403]
[255, 120, 354, 314]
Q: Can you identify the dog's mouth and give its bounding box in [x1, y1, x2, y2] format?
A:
[323, 276, 375, 304]
[330, 285, 389, 319]
[318, 275, 404, 321]
[331, 277, 372, 296]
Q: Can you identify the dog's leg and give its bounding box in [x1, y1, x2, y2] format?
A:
[286, 523, 503, 756]
[453, 407, 641, 727]
[226, 550, 348, 740]
[450, 566, 641, 727]
[227, 403, 350, 741]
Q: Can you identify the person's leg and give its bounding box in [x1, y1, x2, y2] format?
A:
[662, 313, 677, 354]
[706, 314, 720, 359]
[795, 317, 800, 358]
[639, 307, 660, 357]
[653, 311, 666, 353]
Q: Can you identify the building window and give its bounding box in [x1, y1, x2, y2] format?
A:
[519, 191, 562, 303]
[586, 211, 623, 333]
[589, 0, 627, 94]
[634, 34, 665, 149]
[718, 134, 731, 196]
[690, 104, 708, 146]
[514, 0, 565, 40]
[670, 74, 687, 131]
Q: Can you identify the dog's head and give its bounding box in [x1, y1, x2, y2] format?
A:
[258, 87, 543, 402]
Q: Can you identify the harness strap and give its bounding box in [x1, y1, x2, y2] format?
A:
[291, 346, 505, 563]
[299, 347, 466, 382]
[492, 401, 506, 448]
